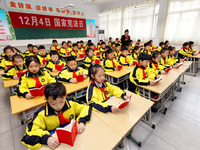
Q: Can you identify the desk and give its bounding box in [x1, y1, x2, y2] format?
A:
[49, 71, 60, 76]
[187, 54, 200, 76]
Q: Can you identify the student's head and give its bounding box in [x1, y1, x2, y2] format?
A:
[148, 40, 153, 46]
[12, 54, 24, 67]
[77, 41, 81, 48]
[44, 83, 67, 112]
[52, 40, 58, 47]
[133, 46, 140, 54]
[67, 41, 72, 47]
[168, 46, 176, 55]
[138, 52, 151, 68]
[121, 47, 128, 56]
[124, 29, 129, 36]
[105, 48, 114, 60]
[99, 40, 103, 44]
[88, 40, 92, 44]
[32, 45, 39, 54]
[12, 47, 21, 54]
[160, 48, 169, 57]
[109, 37, 112, 42]
[89, 43, 95, 49]
[137, 39, 141, 43]
[130, 40, 133, 44]
[101, 42, 106, 48]
[38, 45, 46, 56]
[62, 41, 67, 49]
[50, 50, 59, 62]
[72, 43, 78, 51]
[88, 64, 105, 83]
[115, 43, 121, 51]
[27, 44, 33, 51]
[111, 42, 116, 48]
[4, 45, 14, 58]
[116, 38, 120, 42]
[105, 46, 110, 51]
[67, 56, 77, 70]
[25, 56, 40, 73]
[144, 42, 150, 50]
[159, 42, 165, 48]
[80, 40, 84, 46]
[151, 51, 161, 64]
[189, 41, 194, 48]
[86, 48, 94, 57]
[165, 40, 169, 47]
[183, 42, 189, 49]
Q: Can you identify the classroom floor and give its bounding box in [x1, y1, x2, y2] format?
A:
[0, 73, 200, 150]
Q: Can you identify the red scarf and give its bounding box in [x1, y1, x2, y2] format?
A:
[73, 51, 78, 57]
[111, 60, 115, 68]
[162, 58, 166, 65]
[91, 80, 108, 100]
[137, 63, 146, 79]
[91, 58, 93, 62]
[72, 71, 77, 78]
[55, 111, 71, 126]
[31, 77, 43, 88]
[150, 61, 158, 69]
[182, 47, 189, 53]
[54, 46, 59, 52]
[125, 56, 127, 63]
[136, 42, 139, 46]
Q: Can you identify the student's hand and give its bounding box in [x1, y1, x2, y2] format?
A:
[52, 69, 58, 72]
[156, 75, 161, 79]
[83, 75, 87, 79]
[150, 80, 156, 86]
[162, 71, 167, 75]
[47, 137, 60, 149]
[70, 78, 78, 84]
[194, 53, 197, 56]
[13, 75, 19, 80]
[129, 63, 133, 66]
[92, 62, 95, 64]
[173, 65, 178, 69]
[4, 67, 8, 71]
[25, 93, 34, 99]
[111, 106, 119, 113]
[115, 68, 118, 71]
[77, 122, 85, 134]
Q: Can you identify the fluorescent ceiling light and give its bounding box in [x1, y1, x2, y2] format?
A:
[59, 4, 74, 11]
[98, 11, 113, 16]
[125, 4, 149, 11]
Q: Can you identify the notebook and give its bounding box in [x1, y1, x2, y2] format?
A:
[155, 75, 163, 83]
[29, 85, 46, 97]
[118, 95, 132, 109]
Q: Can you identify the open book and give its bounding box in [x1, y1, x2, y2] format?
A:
[195, 51, 200, 55]
[56, 119, 77, 146]
[118, 95, 132, 109]
[165, 68, 171, 73]
[177, 62, 183, 68]
[29, 85, 46, 97]
[182, 57, 187, 62]
[117, 65, 122, 71]
[16, 70, 28, 78]
[55, 63, 64, 71]
[155, 75, 163, 83]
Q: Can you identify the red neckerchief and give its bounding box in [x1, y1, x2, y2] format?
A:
[91, 57, 93, 62]
[136, 42, 139, 46]
[73, 50, 78, 57]
[162, 57, 166, 65]
[182, 47, 189, 53]
[55, 111, 71, 126]
[31, 77, 43, 88]
[150, 61, 158, 69]
[125, 56, 127, 63]
[63, 47, 68, 53]
[72, 71, 77, 78]
[137, 63, 146, 79]
[106, 57, 115, 68]
[42, 57, 47, 61]
[54, 46, 59, 52]
[91, 79, 109, 100]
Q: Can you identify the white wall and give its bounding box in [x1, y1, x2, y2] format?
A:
[0, 0, 100, 52]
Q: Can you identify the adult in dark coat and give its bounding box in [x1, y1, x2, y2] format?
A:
[121, 29, 131, 47]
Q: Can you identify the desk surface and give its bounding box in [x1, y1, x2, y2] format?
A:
[93, 90, 153, 137]
[188, 54, 200, 58]
[105, 66, 133, 78]
[37, 115, 122, 150]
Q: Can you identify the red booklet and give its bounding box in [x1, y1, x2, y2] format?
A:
[113, 56, 117, 60]
[118, 95, 132, 109]
[83, 49, 86, 54]
[6, 65, 13, 68]
[56, 120, 77, 146]
[29, 85, 46, 97]
[16, 70, 28, 78]
[76, 74, 84, 82]
[155, 76, 163, 83]
[182, 57, 187, 62]
[177, 62, 183, 68]
[96, 52, 100, 57]
[195, 51, 200, 55]
[133, 61, 137, 66]
[117, 65, 122, 71]
[55, 63, 64, 71]
[42, 59, 49, 65]
[94, 59, 100, 64]
[79, 54, 85, 58]
[165, 68, 171, 73]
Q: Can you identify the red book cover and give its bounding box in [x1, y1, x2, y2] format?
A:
[165, 68, 171, 73]
[55, 63, 64, 71]
[76, 74, 84, 82]
[83, 49, 86, 54]
[96, 52, 100, 57]
[118, 95, 132, 109]
[56, 120, 77, 146]
[155, 76, 163, 83]
[42, 59, 49, 65]
[16, 70, 28, 78]
[177, 62, 183, 68]
[29, 85, 46, 97]
[117, 65, 122, 71]
[94, 59, 100, 64]
[79, 54, 85, 58]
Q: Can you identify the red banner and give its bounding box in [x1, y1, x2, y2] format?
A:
[8, 11, 86, 30]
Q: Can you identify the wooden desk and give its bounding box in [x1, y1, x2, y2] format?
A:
[49, 71, 60, 76]
[3, 79, 19, 88]
[38, 115, 122, 150]
[187, 54, 200, 76]
[105, 66, 133, 78]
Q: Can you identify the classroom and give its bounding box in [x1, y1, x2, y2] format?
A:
[0, 0, 200, 150]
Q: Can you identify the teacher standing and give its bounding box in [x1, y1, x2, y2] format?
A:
[121, 29, 131, 47]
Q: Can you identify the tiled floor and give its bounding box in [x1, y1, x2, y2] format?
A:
[0, 73, 200, 150]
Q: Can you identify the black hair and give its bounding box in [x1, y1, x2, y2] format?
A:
[38, 45, 45, 50]
[88, 40, 92, 43]
[100, 40, 103, 42]
[111, 42, 116, 45]
[88, 64, 104, 80]
[72, 43, 78, 47]
[109, 37, 112, 40]
[66, 56, 76, 63]
[115, 43, 121, 47]
[12, 54, 24, 62]
[27, 44, 33, 48]
[125, 29, 129, 33]
[165, 40, 169, 44]
[25, 56, 40, 68]
[101, 42, 106, 45]
[138, 52, 151, 61]
[88, 43, 94, 47]
[49, 50, 59, 57]
[4, 45, 14, 53]
[121, 46, 128, 52]
[52, 40, 58, 43]
[86, 48, 93, 56]
[168, 46, 175, 51]
[189, 41, 194, 47]
[151, 51, 160, 60]
[32, 45, 38, 49]
[62, 41, 67, 46]
[105, 46, 110, 51]
[44, 83, 66, 100]
[160, 48, 169, 54]
[183, 42, 189, 47]
[67, 41, 72, 44]
[12, 47, 22, 53]
[80, 40, 84, 43]
[105, 48, 114, 57]
[77, 41, 80, 44]
[132, 46, 140, 53]
[159, 42, 164, 46]
[144, 42, 150, 47]
[116, 38, 119, 41]
[137, 39, 141, 42]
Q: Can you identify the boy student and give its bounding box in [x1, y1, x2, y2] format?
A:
[50, 40, 61, 52]
[157, 42, 165, 52]
[118, 47, 132, 66]
[77, 41, 84, 53]
[45, 51, 66, 72]
[97, 40, 103, 48]
[178, 42, 197, 59]
[160, 48, 177, 68]
[37, 45, 50, 66]
[128, 52, 159, 95]
[21, 82, 91, 149]
[99, 41, 106, 53]
[115, 38, 121, 45]
[0, 45, 14, 70]
[135, 39, 141, 46]
[67, 41, 73, 52]
[140, 42, 151, 55]
[2, 54, 27, 80]
[164, 40, 169, 49]
[108, 37, 112, 47]
[57, 56, 88, 84]
[80, 40, 86, 49]
[100, 46, 110, 60]
[188, 41, 197, 53]
[114, 43, 121, 57]
[24, 44, 33, 56]
[70, 43, 84, 58]
[59, 41, 69, 58]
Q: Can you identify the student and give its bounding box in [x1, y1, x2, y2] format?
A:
[2, 54, 27, 80]
[129, 46, 140, 64]
[129, 40, 134, 49]
[114, 43, 121, 57]
[21, 82, 91, 149]
[16, 56, 56, 99]
[164, 40, 169, 49]
[57, 56, 88, 84]
[118, 47, 132, 66]
[103, 48, 120, 72]
[188, 41, 197, 53]
[77, 41, 84, 53]
[148, 40, 156, 50]
[80, 40, 86, 49]
[50, 40, 61, 51]
[108, 37, 112, 47]
[110, 42, 116, 50]
[70, 43, 83, 58]
[148, 51, 167, 75]
[126, 42, 132, 55]
[135, 39, 141, 46]
[157, 42, 165, 52]
[100, 46, 110, 60]
[32, 45, 39, 55]
[45, 51, 66, 72]
[168, 46, 180, 65]
[83, 48, 97, 68]
[115, 38, 121, 45]
[0, 45, 14, 71]
[160, 48, 177, 68]
[12, 47, 24, 57]
[86, 64, 129, 113]
[178, 42, 197, 59]
[140, 42, 151, 55]
[59, 41, 69, 58]
[24, 44, 33, 56]
[97, 40, 103, 48]
[128, 52, 159, 95]
[67, 41, 73, 52]
[37, 45, 50, 67]
[99, 41, 106, 53]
